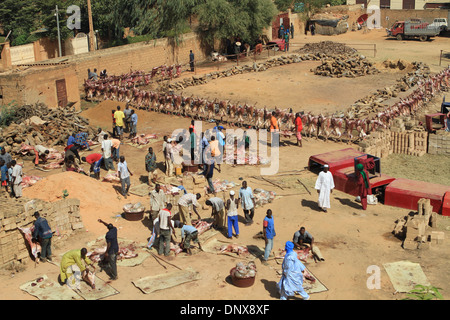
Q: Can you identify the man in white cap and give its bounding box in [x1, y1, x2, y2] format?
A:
[314, 164, 334, 212]
[226, 190, 240, 239]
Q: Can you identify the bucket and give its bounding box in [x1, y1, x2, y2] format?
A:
[230, 267, 255, 288]
[125, 211, 144, 221]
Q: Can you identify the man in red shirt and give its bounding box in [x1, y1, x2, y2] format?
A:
[82, 153, 102, 179]
[294, 113, 303, 147]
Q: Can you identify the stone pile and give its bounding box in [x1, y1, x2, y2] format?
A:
[393, 198, 441, 250]
[0, 196, 84, 269]
[312, 54, 379, 78]
[0, 103, 98, 154]
[297, 41, 357, 55]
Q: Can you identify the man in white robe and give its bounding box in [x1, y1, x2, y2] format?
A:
[314, 164, 334, 212]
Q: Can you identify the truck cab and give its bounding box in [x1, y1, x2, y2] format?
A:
[387, 21, 404, 40]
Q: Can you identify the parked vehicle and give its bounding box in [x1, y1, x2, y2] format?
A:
[386, 20, 441, 41]
[428, 18, 448, 32]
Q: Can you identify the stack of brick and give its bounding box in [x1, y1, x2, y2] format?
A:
[427, 130, 450, 155]
[358, 129, 392, 158]
[398, 198, 442, 250]
[0, 196, 84, 269]
[391, 130, 428, 156]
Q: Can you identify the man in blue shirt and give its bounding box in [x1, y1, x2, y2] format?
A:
[176, 221, 202, 255]
[263, 209, 276, 264]
[32, 212, 53, 262]
[98, 219, 119, 280]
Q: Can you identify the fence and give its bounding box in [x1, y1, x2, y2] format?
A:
[439, 50, 450, 67]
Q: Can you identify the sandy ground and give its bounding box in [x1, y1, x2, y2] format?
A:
[1, 28, 449, 302]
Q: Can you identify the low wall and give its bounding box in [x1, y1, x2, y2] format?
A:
[0, 197, 84, 269]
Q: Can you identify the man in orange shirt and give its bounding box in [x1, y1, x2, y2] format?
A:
[295, 113, 303, 147]
[270, 111, 279, 147]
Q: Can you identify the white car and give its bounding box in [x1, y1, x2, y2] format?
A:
[428, 18, 448, 32]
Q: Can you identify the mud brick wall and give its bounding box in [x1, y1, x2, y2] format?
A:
[428, 130, 450, 155]
[0, 197, 84, 269]
[67, 32, 207, 91]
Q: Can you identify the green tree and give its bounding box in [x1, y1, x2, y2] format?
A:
[195, 0, 277, 49]
[0, 0, 39, 45]
[274, 0, 294, 12]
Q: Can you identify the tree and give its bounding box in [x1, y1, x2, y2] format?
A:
[195, 0, 277, 49]
[274, 0, 294, 12]
[0, 0, 39, 45]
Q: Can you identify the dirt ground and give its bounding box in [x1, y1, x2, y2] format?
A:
[1, 29, 449, 302]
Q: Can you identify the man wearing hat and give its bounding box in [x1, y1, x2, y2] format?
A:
[98, 219, 119, 280]
[226, 190, 240, 239]
[32, 212, 53, 262]
[314, 164, 335, 212]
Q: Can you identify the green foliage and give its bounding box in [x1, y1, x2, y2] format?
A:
[403, 285, 444, 300]
[0, 102, 19, 128]
[274, 0, 294, 11]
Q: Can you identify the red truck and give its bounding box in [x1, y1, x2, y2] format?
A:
[386, 20, 440, 41]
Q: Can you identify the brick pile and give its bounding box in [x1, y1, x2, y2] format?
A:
[0, 196, 84, 269]
[393, 198, 442, 250]
[427, 130, 450, 155]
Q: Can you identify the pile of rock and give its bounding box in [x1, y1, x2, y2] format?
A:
[0, 103, 98, 154]
[297, 41, 357, 56]
[312, 54, 379, 78]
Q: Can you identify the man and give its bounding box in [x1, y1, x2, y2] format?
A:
[123, 104, 132, 133]
[11, 160, 23, 198]
[294, 113, 303, 147]
[111, 137, 121, 162]
[60, 248, 95, 290]
[145, 147, 158, 186]
[238, 181, 256, 225]
[205, 197, 226, 230]
[270, 111, 280, 146]
[189, 127, 196, 162]
[96, 128, 107, 144]
[263, 209, 276, 264]
[33, 145, 50, 168]
[189, 50, 195, 72]
[293, 227, 325, 261]
[284, 30, 290, 52]
[279, 24, 284, 39]
[291, 22, 295, 39]
[150, 184, 166, 221]
[82, 153, 102, 180]
[88, 68, 97, 81]
[226, 190, 239, 239]
[118, 156, 133, 199]
[129, 109, 138, 139]
[98, 219, 119, 280]
[176, 221, 202, 255]
[314, 164, 334, 212]
[0, 147, 12, 165]
[158, 203, 176, 257]
[101, 134, 114, 171]
[67, 133, 76, 147]
[0, 160, 8, 194]
[177, 193, 202, 226]
[277, 241, 310, 300]
[165, 138, 175, 177]
[202, 147, 216, 196]
[65, 143, 82, 164]
[32, 212, 53, 263]
[310, 23, 315, 36]
[209, 135, 222, 173]
[356, 163, 370, 210]
[114, 106, 125, 141]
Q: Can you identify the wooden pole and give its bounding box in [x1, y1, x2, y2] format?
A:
[87, 0, 95, 51]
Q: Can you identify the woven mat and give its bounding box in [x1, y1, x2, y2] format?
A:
[20, 275, 80, 300]
[132, 267, 201, 294]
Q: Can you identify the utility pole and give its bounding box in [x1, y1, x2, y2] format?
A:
[55, 5, 62, 57]
[87, 0, 95, 51]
